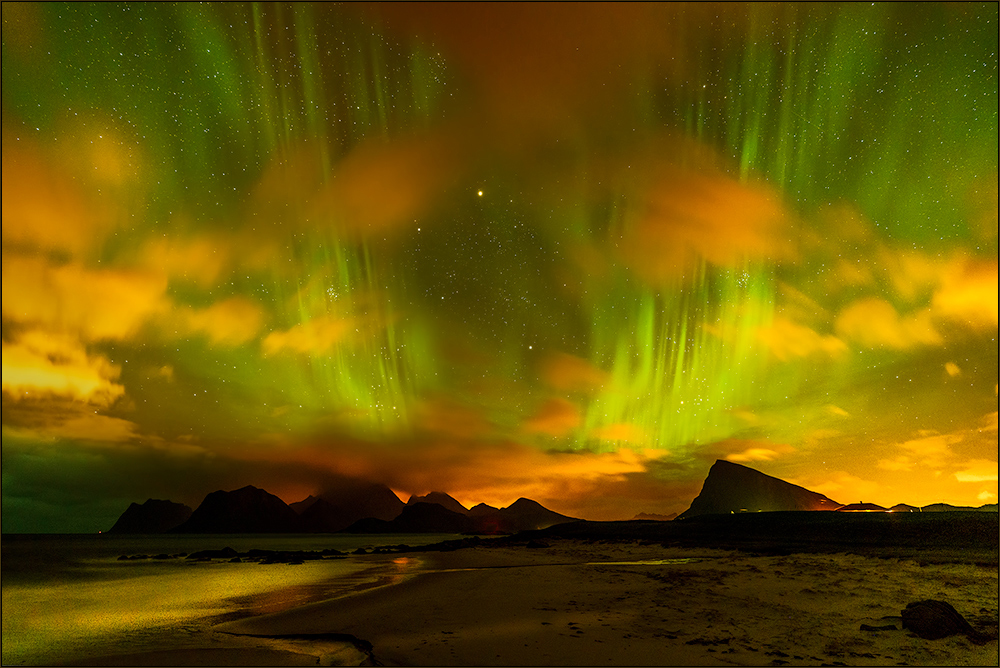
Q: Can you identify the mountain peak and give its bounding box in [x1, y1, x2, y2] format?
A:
[407, 491, 468, 515]
[108, 498, 192, 533]
[172, 485, 302, 533]
[678, 459, 840, 519]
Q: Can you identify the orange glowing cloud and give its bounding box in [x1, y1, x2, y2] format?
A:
[619, 169, 791, 283]
[2, 255, 169, 342]
[1, 330, 124, 407]
[726, 448, 786, 463]
[954, 459, 999, 483]
[415, 397, 495, 441]
[261, 315, 355, 356]
[522, 398, 581, 438]
[250, 132, 464, 240]
[807, 442, 999, 508]
[1, 133, 116, 257]
[876, 431, 967, 473]
[835, 298, 941, 349]
[805, 471, 885, 507]
[311, 132, 464, 239]
[52, 114, 145, 192]
[699, 439, 796, 464]
[140, 235, 232, 288]
[178, 297, 266, 347]
[931, 259, 998, 329]
[755, 317, 847, 361]
[897, 432, 963, 466]
[537, 351, 608, 394]
[6, 412, 140, 444]
[877, 248, 947, 304]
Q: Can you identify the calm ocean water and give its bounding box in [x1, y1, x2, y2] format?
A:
[1, 533, 458, 665]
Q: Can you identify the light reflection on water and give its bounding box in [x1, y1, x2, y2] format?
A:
[3, 559, 357, 665]
[1, 536, 437, 666]
[586, 558, 702, 565]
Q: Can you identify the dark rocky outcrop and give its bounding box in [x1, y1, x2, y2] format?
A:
[108, 499, 193, 533]
[406, 491, 469, 515]
[171, 485, 303, 533]
[187, 547, 239, 560]
[901, 600, 994, 644]
[677, 460, 840, 519]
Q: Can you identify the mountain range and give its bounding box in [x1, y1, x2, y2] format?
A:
[107, 460, 996, 534]
[107, 482, 577, 534]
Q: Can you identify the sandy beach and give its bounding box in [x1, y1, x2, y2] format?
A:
[74, 537, 999, 667]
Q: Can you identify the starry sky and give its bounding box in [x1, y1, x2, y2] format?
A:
[2, 2, 997, 532]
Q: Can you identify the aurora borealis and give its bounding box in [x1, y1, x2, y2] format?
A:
[2, 2, 997, 532]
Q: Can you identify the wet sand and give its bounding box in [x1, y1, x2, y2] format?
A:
[149, 540, 1000, 666]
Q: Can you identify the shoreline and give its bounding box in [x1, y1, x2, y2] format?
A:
[70, 539, 999, 666]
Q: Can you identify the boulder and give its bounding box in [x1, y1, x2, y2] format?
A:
[186, 547, 239, 560]
[901, 600, 993, 644]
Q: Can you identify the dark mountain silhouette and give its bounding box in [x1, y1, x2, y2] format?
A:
[299, 498, 351, 532]
[108, 499, 192, 533]
[343, 498, 578, 534]
[677, 460, 841, 519]
[889, 503, 921, 513]
[631, 512, 677, 521]
[318, 477, 405, 520]
[345, 502, 476, 533]
[921, 502, 997, 512]
[468, 503, 503, 532]
[289, 495, 320, 514]
[469, 502, 499, 515]
[171, 485, 303, 533]
[467, 498, 578, 533]
[407, 491, 468, 515]
[292, 477, 406, 532]
[836, 502, 888, 512]
[499, 498, 578, 532]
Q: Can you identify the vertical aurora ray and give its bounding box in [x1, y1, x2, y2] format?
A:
[244, 8, 454, 438]
[577, 254, 777, 452]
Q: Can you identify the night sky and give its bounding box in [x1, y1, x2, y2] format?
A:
[2, 2, 997, 532]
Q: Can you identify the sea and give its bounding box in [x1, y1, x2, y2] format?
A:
[1, 532, 461, 666]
